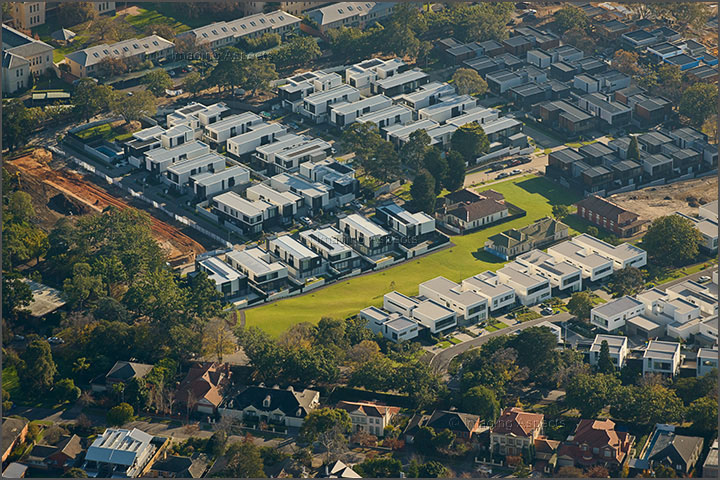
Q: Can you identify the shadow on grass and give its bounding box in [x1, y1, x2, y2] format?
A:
[514, 177, 582, 206]
[471, 249, 506, 263]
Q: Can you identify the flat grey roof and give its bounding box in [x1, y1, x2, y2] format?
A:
[592, 296, 643, 317]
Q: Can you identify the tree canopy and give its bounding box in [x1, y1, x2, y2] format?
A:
[642, 215, 703, 267]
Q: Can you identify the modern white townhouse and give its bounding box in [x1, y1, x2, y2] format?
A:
[355, 104, 414, 131]
[395, 81, 457, 110]
[65, 34, 174, 78]
[447, 107, 501, 128]
[212, 191, 277, 234]
[167, 102, 230, 139]
[245, 183, 302, 224]
[675, 212, 718, 254]
[411, 299, 458, 334]
[515, 249, 583, 294]
[589, 334, 629, 369]
[255, 136, 333, 174]
[301, 85, 361, 124]
[197, 256, 247, 299]
[164, 152, 226, 189]
[226, 247, 289, 293]
[305, 2, 396, 34]
[571, 234, 647, 270]
[279, 71, 343, 112]
[665, 280, 718, 316]
[461, 271, 516, 312]
[300, 160, 358, 206]
[345, 57, 407, 95]
[383, 291, 420, 317]
[124, 125, 166, 165]
[189, 165, 250, 200]
[384, 119, 440, 146]
[590, 295, 645, 332]
[2, 25, 54, 93]
[375, 203, 435, 240]
[642, 340, 682, 377]
[419, 276, 488, 325]
[697, 347, 718, 377]
[370, 69, 430, 96]
[144, 141, 210, 174]
[360, 306, 419, 343]
[270, 173, 333, 212]
[266, 235, 324, 280]
[547, 240, 614, 282]
[418, 95, 478, 124]
[329, 95, 393, 128]
[300, 226, 362, 274]
[159, 125, 194, 149]
[339, 214, 393, 257]
[203, 112, 263, 147]
[496, 263, 551, 306]
[177, 10, 300, 50]
[227, 123, 288, 158]
[422, 124, 459, 149]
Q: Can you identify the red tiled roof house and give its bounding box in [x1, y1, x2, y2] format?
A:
[557, 419, 634, 469]
[490, 408, 545, 457]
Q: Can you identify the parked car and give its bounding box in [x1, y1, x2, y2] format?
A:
[698, 275, 711, 283]
[541, 308, 554, 316]
[47, 336, 65, 344]
[300, 217, 312, 226]
[519, 156, 532, 164]
[511, 169, 522, 174]
[496, 172, 509, 179]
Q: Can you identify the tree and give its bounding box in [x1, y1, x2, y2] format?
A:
[300, 408, 352, 443]
[56, 2, 97, 26]
[63, 468, 89, 478]
[107, 402, 134, 426]
[612, 50, 642, 76]
[201, 317, 237, 362]
[183, 72, 204, 97]
[556, 466, 585, 478]
[355, 457, 402, 478]
[627, 135, 641, 161]
[566, 373, 620, 418]
[586, 465, 609, 478]
[271, 36, 321, 68]
[419, 461, 449, 478]
[423, 148, 448, 195]
[452, 68, 488, 96]
[63, 263, 104, 309]
[687, 396, 717, 431]
[551, 204, 569, 219]
[400, 129, 431, 171]
[444, 151, 466, 192]
[2, 99, 36, 151]
[567, 291, 594, 322]
[562, 27, 596, 55]
[2, 274, 33, 320]
[97, 56, 128, 78]
[554, 5, 589, 33]
[648, 3, 712, 30]
[142, 69, 173, 96]
[207, 429, 228, 457]
[111, 90, 156, 124]
[451, 122, 489, 164]
[74, 79, 113, 123]
[461, 386, 500, 423]
[642, 215, 703, 267]
[510, 327, 561, 384]
[680, 83, 719, 128]
[409, 169, 436, 214]
[55, 378, 82, 402]
[610, 267, 644, 297]
[653, 464, 677, 478]
[18, 337, 57, 394]
[597, 341, 615, 374]
[224, 440, 266, 478]
[242, 58, 278, 96]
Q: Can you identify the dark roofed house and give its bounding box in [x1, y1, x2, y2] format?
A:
[2, 417, 29, 463]
[220, 385, 320, 428]
[91, 360, 154, 393]
[534, 100, 596, 138]
[148, 454, 208, 478]
[405, 410, 484, 443]
[437, 189, 510, 234]
[557, 419, 634, 469]
[176, 362, 230, 416]
[598, 19, 630, 39]
[575, 195, 647, 237]
[25, 435, 83, 472]
[648, 430, 704, 475]
[485, 217, 569, 260]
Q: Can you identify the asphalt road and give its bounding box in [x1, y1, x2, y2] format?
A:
[429, 311, 572, 372]
[656, 266, 717, 291]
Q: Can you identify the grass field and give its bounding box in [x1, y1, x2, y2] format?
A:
[485, 321, 510, 332]
[243, 174, 582, 337]
[75, 123, 136, 142]
[121, 8, 191, 33]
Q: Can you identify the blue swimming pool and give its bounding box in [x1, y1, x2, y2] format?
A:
[96, 145, 120, 158]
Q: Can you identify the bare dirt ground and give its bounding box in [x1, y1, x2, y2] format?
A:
[609, 176, 718, 220]
[6, 149, 205, 263]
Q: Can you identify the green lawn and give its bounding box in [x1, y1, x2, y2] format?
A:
[244, 174, 581, 337]
[121, 8, 191, 33]
[3, 365, 20, 397]
[75, 123, 136, 142]
[449, 337, 463, 345]
[651, 259, 718, 286]
[436, 341, 452, 349]
[485, 321, 510, 332]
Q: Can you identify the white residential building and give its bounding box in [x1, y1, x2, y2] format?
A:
[299, 226, 360, 273]
[245, 183, 302, 222]
[203, 112, 263, 146]
[339, 214, 393, 257]
[590, 296, 645, 332]
[665, 280, 718, 317]
[270, 173, 333, 212]
[226, 247, 289, 292]
[300, 160, 358, 206]
[160, 125, 194, 149]
[267, 235, 324, 280]
[699, 200, 718, 222]
[642, 340, 682, 377]
[301, 85, 361, 124]
[360, 306, 419, 343]
[571, 234, 647, 270]
[447, 107, 501, 128]
[355, 104, 413, 131]
[697, 347, 718, 377]
[329, 95, 393, 128]
[515, 249, 583, 293]
[497, 262, 551, 306]
[255, 136, 332, 174]
[189, 165, 250, 200]
[375, 202, 435, 239]
[419, 276, 488, 324]
[83, 428, 155, 478]
[589, 334, 629, 368]
[461, 271, 516, 312]
[345, 57, 406, 95]
[197, 256, 246, 298]
[144, 141, 210, 174]
[412, 299, 457, 334]
[165, 152, 226, 189]
[395, 81, 457, 110]
[370, 69, 429, 96]
[2, 25, 53, 91]
[227, 123, 287, 158]
[279, 71, 343, 112]
[384, 119, 440, 146]
[547, 240, 614, 282]
[212, 191, 277, 234]
[418, 95, 478, 124]
[676, 212, 718, 253]
[167, 102, 230, 139]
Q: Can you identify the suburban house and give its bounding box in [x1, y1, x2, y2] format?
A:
[515, 249, 583, 294]
[375, 202, 436, 241]
[91, 360, 154, 393]
[164, 152, 226, 190]
[590, 296, 645, 332]
[642, 340, 682, 377]
[461, 271, 516, 312]
[571, 234, 647, 270]
[189, 166, 250, 200]
[359, 306, 419, 343]
[345, 57, 406, 95]
[370, 69, 429, 96]
[697, 347, 718, 377]
[167, 102, 230, 139]
[175, 362, 230, 415]
[2, 25, 54, 93]
[25, 435, 83, 472]
[219, 385, 320, 428]
[227, 123, 288, 159]
[497, 262, 551, 306]
[83, 428, 157, 478]
[575, 195, 647, 237]
[225, 247, 290, 294]
[65, 35, 174, 78]
[211, 191, 277, 234]
[336, 401, 400, 437]
[675, 212, 718, 254]
[2, 417, 29, 463]
[299, 226, 362, 274]
[436, 189, 509, 235]
[339, 214, 393, 257]
[485, 217, 569, 260]
[547, 239, 614, 283]
[267, 235, 324, 280]
[490, 408, 545, 457]
[406, 410, 484, 443]
[196, 256, 248, 299]
[419, 276, 489, 325]
[202, 112, 263, 148]
[254, 136, 333, 175]
[557, 419, 634, 469]
[647, 430, 704, 475]
[588, 334, 629, 369]
[279, 70, 342, 112]
[329, 95, 393, 128]
[356, 104, 414, 131]
[301, 84, 361, 124]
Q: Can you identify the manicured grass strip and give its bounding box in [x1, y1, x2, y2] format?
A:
[436, 341, 452, 349]
[244, 175, 581, 337]
[449, 337, 463, 345]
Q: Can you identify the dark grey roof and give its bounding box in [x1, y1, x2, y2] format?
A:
[105, 361, 154, 382]
[2, 51, 29, 69]
[579, 142, 614, 159]
[649, 432, 704, 467]
[2, 417, 28, 455]
[225, 386, 318, 417]
[666, 54, 698, 66]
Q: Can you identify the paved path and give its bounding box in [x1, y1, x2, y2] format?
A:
[429, 312, 572, 372]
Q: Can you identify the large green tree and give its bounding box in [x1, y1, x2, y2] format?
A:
[567, 291, 595, 322]
[452, 68, 488, 96]
[409, 169, 437, 214]
[554, 5, 589, 33]
[111, 90, 157, 124]
[565, 373, 620, 418]
[461, 385, 500, 423]
[224, 440, 266, 477]
[451, 122, 489, 164]
[18, 337, 58, 395]
[444, 150, 466, 192]
[680, 83, 719, 128]
[597, 340, 615, 374]
[142, 69, 174, 96]
[400, 129, 431, 171]
[423, 148, 448, 195]
[642, 215, 703, 267]
[610, 267, 644, 297]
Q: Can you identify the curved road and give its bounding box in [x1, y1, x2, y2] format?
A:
[429, 312, 573, 372]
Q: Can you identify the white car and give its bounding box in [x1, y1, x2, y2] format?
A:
[47, 336, 65, 344]
[698, 275, 711, 283]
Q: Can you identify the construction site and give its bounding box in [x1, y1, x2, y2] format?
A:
[5, 149, 211, 267]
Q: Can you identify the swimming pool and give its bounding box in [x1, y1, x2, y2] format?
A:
[96, 145, 121, 158]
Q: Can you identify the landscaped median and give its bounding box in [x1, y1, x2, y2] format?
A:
[243, 174, 582, 337]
